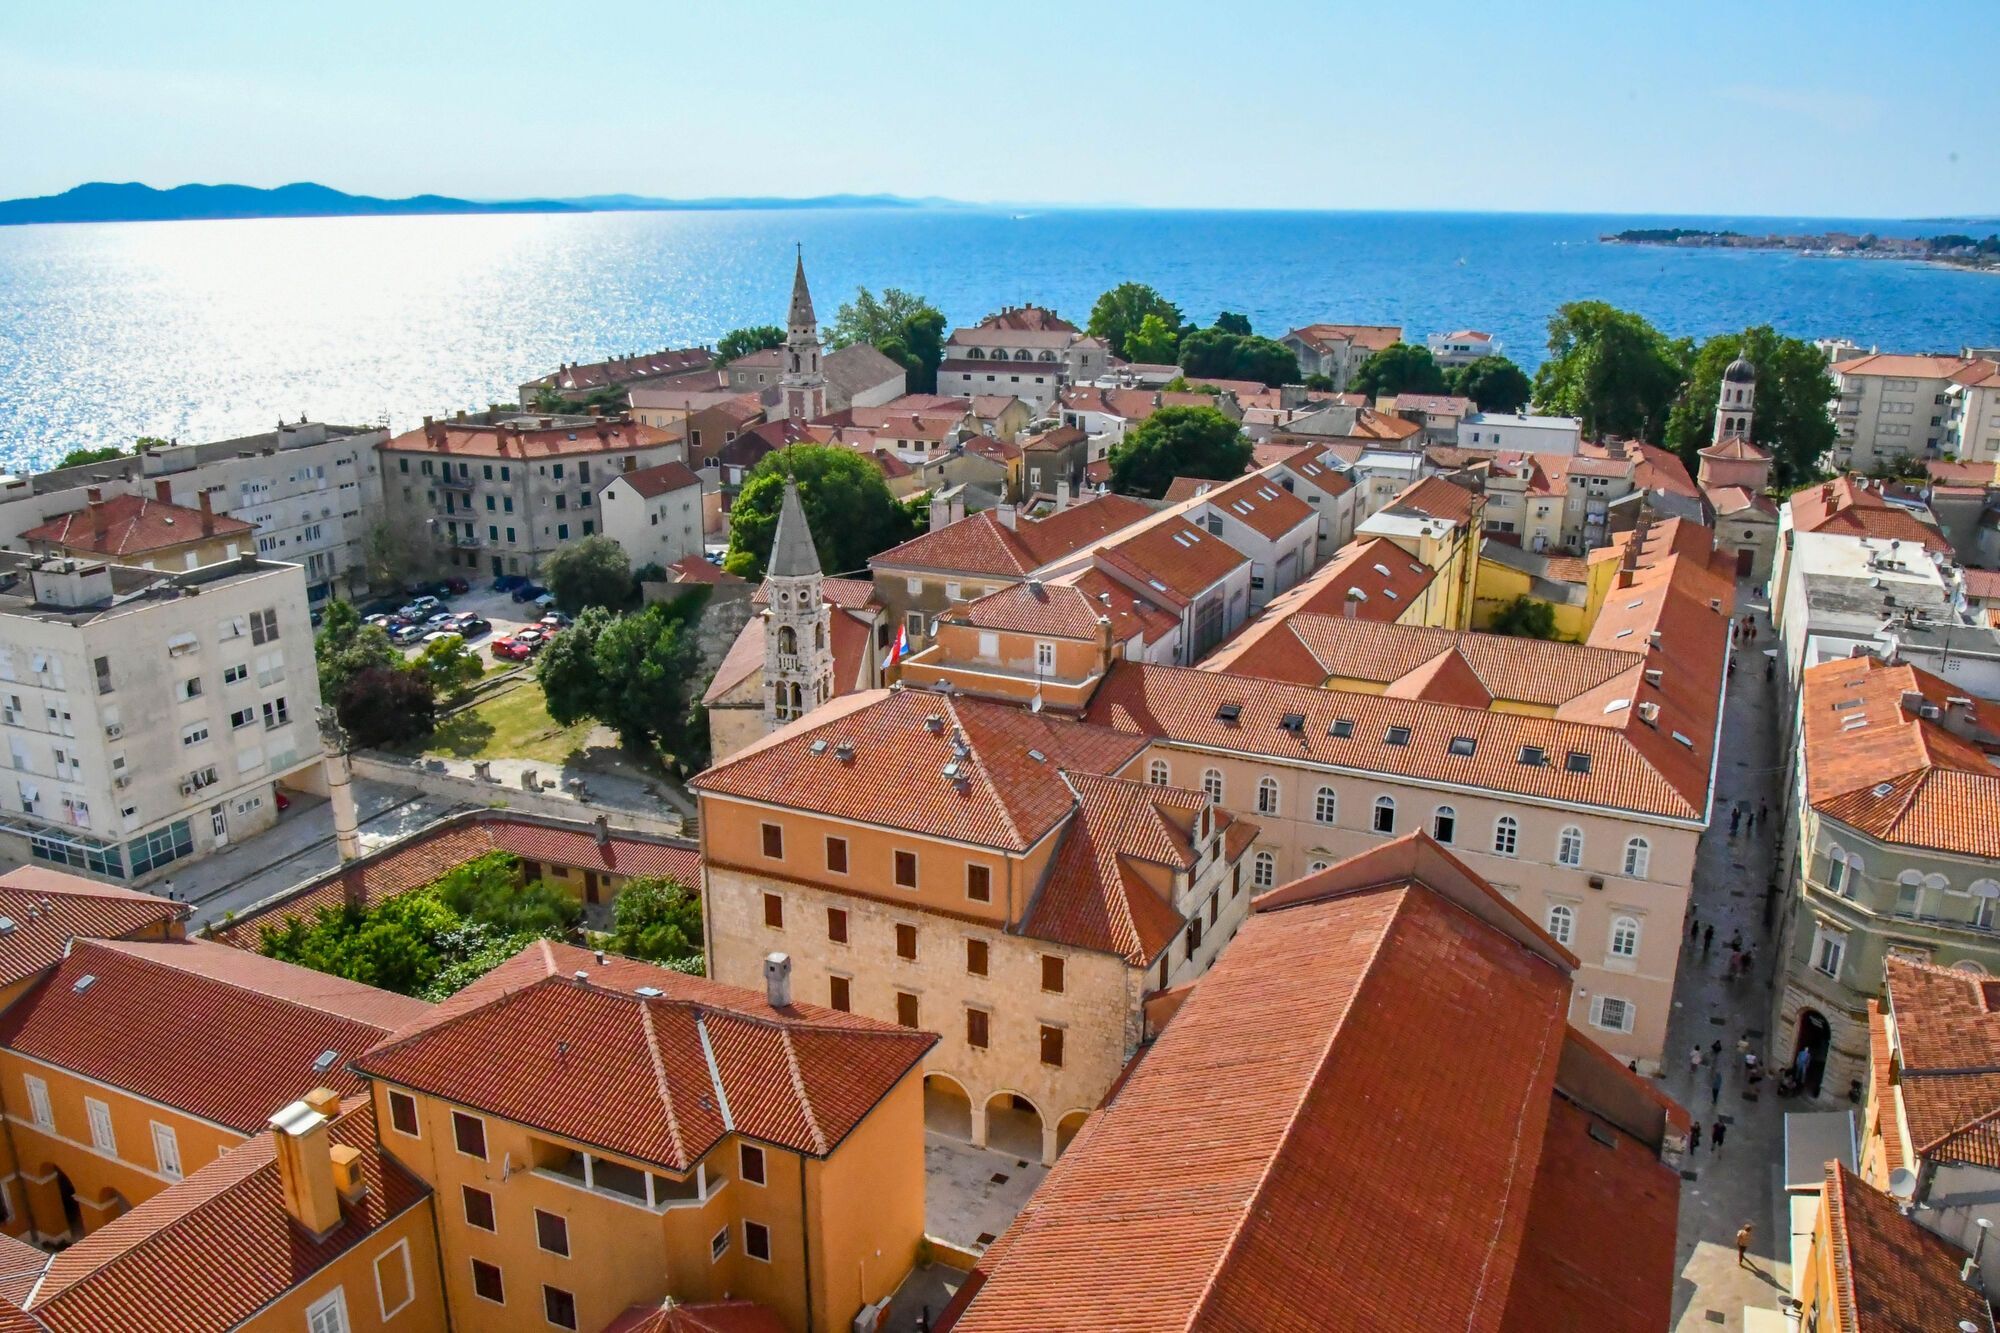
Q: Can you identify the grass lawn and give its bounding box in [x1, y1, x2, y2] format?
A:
[421, 681, 598, 764]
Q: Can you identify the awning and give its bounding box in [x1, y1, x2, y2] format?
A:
[1784, 1109, 1857, 1193]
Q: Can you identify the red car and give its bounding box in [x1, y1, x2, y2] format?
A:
[491, 628, 547, 661]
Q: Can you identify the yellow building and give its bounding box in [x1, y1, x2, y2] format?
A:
[1352, 475, 1484, 630]
[1796, 1161, 1992, 1332]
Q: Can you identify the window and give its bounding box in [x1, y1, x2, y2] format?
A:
[1546, 904, 1574, 946]
[1590, 996, 1633, 1033]
[462, 1185, 496, 1231]
[967, 1008, 990, 1049]
[1314, 786, 1337, 824]
[229, 706, 256, 730]
[384, 1089, 421, 1137]
[535, 1209, 569, 1257]
[760, 823, 783, 859]
[223, 662, 247, 685]
[957, 864, 993, 907]
[541, 1287, 578, 1330]
[1041, 954, 1065, 993]
[1623, 838, 1650, 879]
[1813, 925, 1846, 979]
[826, 907, 847, 943]
[711, 1226, 730, 1261]
[1493, 816, 1518, 856]
[1895, 877, 1923, 919]
[471, 1260, 504, 1304]
[744, 1220, 772, 1262]
[1432, 805, 1457, 843]
[249, 607, 279, 645]
[896, 991, 919, 1027]
[1609, 915, 1640, 959]
[896, 923, 918, 960]
[829, 976, 851, 1011]
[1826, 846, 1849, 896]
[1040, 1024, 1065, 1067]
[762, 893, 783, 929]
[86, 1097, 116, 1155]
[1202, 768, 1223, 802]
[1148, 758, 1169, 785]
[1035, 641, 1056, 674]
[374, 1240, 415, 1319]
[152, 1122, 182, 1179]
[1253, 851, 1276, 889]
[179, 676, 203, 701]
[24, 1074, 51, 1129]
[452, 1110, 487, 1159]
[967, 938, 989, 976]
[1384, 725, 1411, 746]
[1256, 776, 1280, 815]
[824, 836, 847, 873]
[894, 849, 918, 889]
[1372, 796, 1396, 834]
[1556, 826, 1583, 867]
[306, 1290, 349, 1333]
[262, 697, 290, 729]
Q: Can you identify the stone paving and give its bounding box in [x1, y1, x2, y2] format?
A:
[1668, 583, 1797, 1330]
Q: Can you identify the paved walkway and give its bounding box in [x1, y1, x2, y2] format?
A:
[1669, 583, 1795, 1330]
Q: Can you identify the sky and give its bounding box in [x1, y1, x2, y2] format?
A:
[1, 1, 1992, 219]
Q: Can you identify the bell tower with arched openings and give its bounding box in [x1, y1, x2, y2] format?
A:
[762, 478, 833, 729]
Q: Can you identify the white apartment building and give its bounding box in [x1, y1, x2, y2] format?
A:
[1457, 412, 1582, 454]
[597, 462, 704, 572]
[0, 552, 321, 885]
[0, 422, 387, 607]
[1944, 360, 2000, 465]
[1829, 353, 1982, 470]
[1426, 330, 1500, 367]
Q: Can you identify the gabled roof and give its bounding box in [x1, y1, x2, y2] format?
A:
[357, 941, 933, 1168]
[1789, 476, 1951, 553]
[1883, 957, 2000, 1166]
[1239, 618, 1644, 703]
[1094, 518, 1248, 608]
[1283, 322, 1403, 354]
[0, 867, 180, 990]
[1819, 1162, 1991, 1333]
[22, 495, 254, 557]
[668, 555, 744, 585]
[972, 305, 1078, 334]
[1379, 473, 1481, 527]
[1834, 353, 1981, 381]
[692, 690, 1146, 852]
[1705, 485, 1779, 518]
[384, 417, 677, 461]
[614, 460, 702, 498]
[1201, 538, 1437, 674]
[1057, 386, 1221, 423]
[0, 939, 426, 1132]
[869, 493, 1154, 578]
[823, 343, 905, 397]
[1195, 473, 1317, 540]
[526, 347, 714, 393]
[1698, 436, 1772, 461]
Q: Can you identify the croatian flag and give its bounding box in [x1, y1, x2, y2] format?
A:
[887, 623, 908, 668]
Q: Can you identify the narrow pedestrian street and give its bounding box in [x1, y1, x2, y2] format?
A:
[1668, 582, 1795, 1331]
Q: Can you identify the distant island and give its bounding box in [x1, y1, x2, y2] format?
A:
[1603, 225, 2000, 271]
[0, 181, 955, 227]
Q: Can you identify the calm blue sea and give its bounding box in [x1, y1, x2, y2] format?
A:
[0, 208, 1995, 470]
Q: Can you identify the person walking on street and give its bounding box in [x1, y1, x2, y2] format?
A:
[1689, 1122, 1702, 1152]
[1736, 1222, 1754, 1267]
[1690, 1045, 1703, 1075]
[1703, 924, 1714, 956]
[1759, 799, 1769, 825]
[1730, 806, 1742, 836]
[1712, 1119, 1728, 1152]
[1710, 1038, 1722, 1060]
[1689, 911, 1700, 941]
[1710, 1063, 1723, 1106]
[1729, 929, 1743, 953]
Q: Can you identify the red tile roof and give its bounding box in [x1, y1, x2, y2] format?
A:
[527, 348, 714, 393]
[693, 690, 1146, 852]
[1218, 616, 1643, 701]
[1392, 392, 1475, 416]
[1196, 473, 1317, 540]
[1057, 386, 1219, 422]
[1201, 538, 1437, 673]
[1379, 473, 1482, 527]
[1095, 518, 1248, 607]
[973, 306, 1078, 334]
[1882, 957, 2000, 1166]
[1789, 476, 1951, 553]
[384, 416, 677, 461]
[869, 493, 1154, 578]
[1285, 322, 1403, 354]
[615, 460, 702, 498]
[1834, 353, 1982, 381]
[1020, 424, 1085, 454]
[1962, 568, 2000, 602]
[1706, 484, 1779, 518]
[0, 938, 427, 1132]
[668, 555, 744, 585]
[8, 1098, 429, 1333]
[1698, 436, 1772, 461]
[22, 495, 255, 557]
[0, 867, 181, 989]
[1820, 1161, 1990, 1332]
[951, 832, 1674, 1333]
[357, 941, 933, 1168]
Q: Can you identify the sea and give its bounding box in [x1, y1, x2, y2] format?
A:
[0, 207, 1995, 471]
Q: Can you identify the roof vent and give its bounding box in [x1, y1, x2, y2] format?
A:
[942, 761, 962, 780]
[72, 974, 96, 993]
[1643, 669, 1663, 688]
[0, 917, 13, 936]
[1637, 701, 1661, 725]
[810, 739, 827, 755]
[834, 742, 855, 763]
[1027, 748, 1046, 763]
[1216, 703, 1243, 723]
[313, 1050, 339, 1073]
[1671, 730, 1694, 747]
[924, 713, 944, 734]
[636, 985, 664, 997]
[573, 970, 590, 981]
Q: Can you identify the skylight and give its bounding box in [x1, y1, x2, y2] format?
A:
[1871, 781, 1895, 797]
[1517, 745, 1548, 767]
[1330, 718, 1355, 738]
[1279, 712, 1306, 732]
[1448, 736, 1476, 757]
[1385, 725, 1412, 746]
[1216, 703, 1243, 722]
[1566, 751, 1591, 774]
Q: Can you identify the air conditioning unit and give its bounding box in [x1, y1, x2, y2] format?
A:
[113, 775, 129, 790]
[178, 779, 196, 797]
[104, 723, 122, 739]
[1588, 876, 1606, 891]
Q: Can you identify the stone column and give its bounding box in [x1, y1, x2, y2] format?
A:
[326, 748, 360, 862]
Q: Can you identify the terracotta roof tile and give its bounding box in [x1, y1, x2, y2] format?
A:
[668, 555, 745, 585]
[0, 867, 180, 989]
[615, 460, 701, 498]
[1284, 322, 1403, 354]
[1196, 473, 1317, 540]
[870, 494, 1154, 579]
[1094, 518, 1248, 608]
[384, 417, 677, 461]
[1883, 957, 2000, 1164]
[527, 348, 714, 393]
[22, 495, 254, 557]
[1821, 1161, 1989, 1332]
[1788, 476, 1951, 553]
[1381, 473, 1481, 527]
[1835, 353, 1983, 380]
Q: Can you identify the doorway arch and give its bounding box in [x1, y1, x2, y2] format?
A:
[1055, 1109, 1090, 1157]
[983, 1092, 1044, 1161]
[924, 1073, 974, 1142]
[1793, 1009, 1832, 1098]
[53, 1168, 81, 1238]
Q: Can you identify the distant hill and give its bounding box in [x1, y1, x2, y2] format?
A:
[0, 181, 957, 226]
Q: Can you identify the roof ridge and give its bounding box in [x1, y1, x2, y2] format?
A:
[72, 939, 410, 1031]
[953, 699, 1029, 849]
[1920, 1101, 2000, 1158]
[639, 999, 689, 1165]
[776, 1028, 829, 1156]
[1825, 1165, 1862, 1330]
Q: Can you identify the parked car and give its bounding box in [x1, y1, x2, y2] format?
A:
[443, 577, 471, 595]
[392, 623, 427, 645]
[421, 630, 464, 647]
[538, 612, 571, 630]
[492, 628, 546, 661]
[453, 614, 491, 638]
[411, 579, 458, 600]
[510, 583, 547, 604]
[534, 592, 558, 609]
[492, 573, 527, 592]
[424, 612, 457, 628]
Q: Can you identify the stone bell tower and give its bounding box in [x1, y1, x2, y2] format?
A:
[762, 479, 832, 729]
[780, 247, 827, 422]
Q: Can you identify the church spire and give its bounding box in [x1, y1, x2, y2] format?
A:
[769, 478, 822, 578]
[781, 247, 827, 421]
[789, 243, 816, 329]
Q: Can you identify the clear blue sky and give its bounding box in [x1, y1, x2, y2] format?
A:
[1, 0, 1991, 218]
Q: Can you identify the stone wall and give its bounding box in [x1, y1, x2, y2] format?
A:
[348, 751, 684, 838]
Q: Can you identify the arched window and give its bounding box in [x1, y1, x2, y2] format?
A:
[1955, 960, 1990, 975]
[1924, 873, 1950, 893]
[1014, 348, 1033, 362]
[1556, 826, 1583, 867]
[1609, 916, 1640, 959]
[1546, 903, 1574, 946]
[1826, 845, 1849, 896]
[1201, 769, 1223, 803]
[1256, 776, 1280, 816]
[1314, 786, 1337, 824]
[1309, 860, 1330, 874]
[1372, 795, 1396, 834]
[776, 625, 798, 655]
[1252, 851, 1275, 889]
[1039, 349, 1057, 362]
[966, 348, 985, 359]
[1148, 758, 1169, 786]
[1432, 805, 1456, 843]
[1493, 816, 1519, 856]
[1623, 837, 1650, 878]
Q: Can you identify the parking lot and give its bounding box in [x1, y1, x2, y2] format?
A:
[375, 581, 568, 666]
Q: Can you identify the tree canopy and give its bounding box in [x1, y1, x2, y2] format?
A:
[542, 533, 633, 612]
[1532, 301, 1691, 441]
[1123, 313, 1179, 365]
[314, 600, 401, 700]
[1107, 405, 1253, 499]
[1087, 282, 1185, 361]
[606, 875, 705, 966]
[410, 633, 483, 701]
[723, 445, 921, 580]
[1213, 311, 1253, 336]
[1350, 343, 1448, 399]
[830, 287, 947, 393]
[714, 325, 785, 365]
[1662, 326, 1836, 487]
[1489, 596, 1558, 640]
[54, 446, 126, 468]
[1447, 355, 1533, 412]
[336, 667, 435, 750]
[534, 595, 709, 772]
[1177, 329, 1300, 387]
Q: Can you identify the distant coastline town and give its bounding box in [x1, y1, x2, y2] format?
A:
[1605, 223, 2000, 270]
[3, 245, 2000, 1332]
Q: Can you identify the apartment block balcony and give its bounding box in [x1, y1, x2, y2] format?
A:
[436, 473, 475, 493]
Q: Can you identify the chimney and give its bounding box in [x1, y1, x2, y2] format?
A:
[91, 496, 109, 545]
[329, 1143, 367, 1204]
[270, 1089, 344, 1238]
[763, 952, 793, 1008]
[197, 489, 216, 537]
[154, 478, 172, 503]
[995, 503, 1017, 530]
[593, 813, 610, 846]
[85, 486, 102, 504]
[1097, 613, 1115, 672]
[422, 414, 434, 431]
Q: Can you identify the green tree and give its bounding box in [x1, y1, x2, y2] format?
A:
[314, 600, 401, 699]
[1662, 326, 1838, 488]
[542, 534, 633, 612]
[607, 875, 705, 964]
[714, 325, 786, 365]
[1447, 356, 1534, 412]
[362, 521, 419, 589]
[1107, 406, 1253, 499]
[1532, 301, 1691, 441]
[1176, 329, 1301, 387]
[723, 445, 920, 579]
[1303, 373, 1335, 392]
[335, 666, 436, 749]
[591, 603, 704, 763]
[54, 446, 126, 468]
[536, 605, 615, 726]
[1350, 343, 1449, 399]
[829, 288, 947, 393]
[411, 633, 483, 701]
[1490, 596, 1559, 640]
[1214, 311, 1253, 336]
[431, 852, 582, 936]
[135, 436, 170, 452]
[1087, 282, 1185, 360]
[1123, 313, 1180, 365]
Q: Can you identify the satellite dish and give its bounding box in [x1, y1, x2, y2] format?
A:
[1889, 1167, 1919, 1201]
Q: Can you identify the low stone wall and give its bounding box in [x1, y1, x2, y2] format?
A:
[349, 751, 684, 838]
